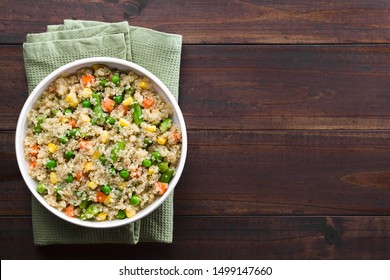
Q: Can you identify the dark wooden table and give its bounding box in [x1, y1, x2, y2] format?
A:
[2, 0, 390, 260]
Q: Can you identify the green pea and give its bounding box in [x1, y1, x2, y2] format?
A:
[142, 159, 152, 168]
[117, 210, 126, 219]
[125, 87, 135, 95]
[100, 79, 107, 86]
[152, 150, 162, 162]
[158, 162, 169, 173]
[101, 185, 111, 195]
[98, 156, 107, 165]
[113, 95, 124, 104]
[64, 109, 73, 115]
[119, 170, 130, 180]
[81, 100, 92, 108]
[64, 174, 74, 183]
[64, 150, 75, 159]
[36, 182, 47, 194]
[60, 136, 69, 144]
[130, 195, 141, 206]
[46, 159, 57, 170]
[66, 128, 80, 138]
[106, 116, 115, 125]
[111, 75, 120, 85]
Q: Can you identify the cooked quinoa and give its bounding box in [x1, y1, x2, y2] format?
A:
[24, 64, 182, 221]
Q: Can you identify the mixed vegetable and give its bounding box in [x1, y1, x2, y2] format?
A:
[25, 64, 182, 221]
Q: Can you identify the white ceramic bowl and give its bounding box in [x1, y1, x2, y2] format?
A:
[15, 57, 187, 228]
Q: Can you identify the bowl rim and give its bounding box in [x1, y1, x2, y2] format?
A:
[15, 57, 187, 228]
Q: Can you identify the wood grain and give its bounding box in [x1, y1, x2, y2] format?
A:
[3, 45, 390, 130]
[4, 130, 390, 216]
[1, 216, 390, 259]
[2, 0, 390, 44]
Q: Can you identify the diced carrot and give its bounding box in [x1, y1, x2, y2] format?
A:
[69, 119, 77, 128]
[79, 140, 92, 150]
[65, 205, 75, 218]
[172, 130, 182, 141]
[153, 182, 168, 195]
[29, 161, 37, 168]
[142, 97, 155, 109]
[131, 169, 142, 178]
[102, 98, 116, 112]
[81, 74, 95, 87]
[96, 191, 107, 203]
[30, 145, 39, 156]
[75, 171, 84, 181]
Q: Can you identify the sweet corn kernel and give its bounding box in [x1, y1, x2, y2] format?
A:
[96, 212, 107, 221]
[103, 194, 112, 205]
[117, 182, 127, 191]
[157, 136, 167, 145]
[126, 208, 136, 218]
[139, 81, 148, 90]
[84, 162, 93, 172]
[80, 113, 90, 124]
[146, 125, 156, 132]
[87, 181, 98, 189]
[119, 118, 130, 127]
[60, 117, 69, 124]
[81, 88, 93, 99]
[100, 130, 109, 143]
[65, 93, 79, 107]
[148, 168, 154, 175]
[122, 96, 134, 106]
[47, 143, 57, 153]
[49, 172, 58, 184]
[92, 151, 100, 160]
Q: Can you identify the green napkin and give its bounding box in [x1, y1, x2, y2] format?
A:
[23, 20, 182, 245]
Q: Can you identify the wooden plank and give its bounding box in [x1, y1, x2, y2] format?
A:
[2, 0, 390, 44]
[4, 45, 390, 130]
[1, 216, 390, 259]
[4, 130, 390, 216]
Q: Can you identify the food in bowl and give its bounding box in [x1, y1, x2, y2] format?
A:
[23, 64, 182, 222]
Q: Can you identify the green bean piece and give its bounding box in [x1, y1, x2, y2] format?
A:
[132, 103, 143, 125]
[158, 162, 169, 173]
[160, 168, 174, 183]
[46, 159, 57, 170]
[144, 138, 153, 149]
[130, 195, 141, 206]
[51, 109, 59, 116]
[64, 150, 75, 159]
[142, 159, 152, 168]
[66, 128, 80, 138]
[152, 150, 163, 162]
[79, 200, 88, 209]
[36, 182, 47, 194]
[119, 169, 130, 180]
[81, 100, 92, 108]
[110, 141, 126, 162]
[101, 185, 111, 195]
[160, 118, 172, 133]
[108, 167, 117, 175]
[125, 87, 135, 95]
[117, 210, 126, 219]
[64, 174, 74, 183]
[113, 95, 124, 104]
[92, 93, 106, 125]
[86, 204, 101, 215]
[106, 116, 115, 125]
[64, 108, 73, 115]
[111, 75, 120, 85]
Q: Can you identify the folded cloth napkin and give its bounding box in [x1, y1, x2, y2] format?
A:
[23, 20, 182, 245]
